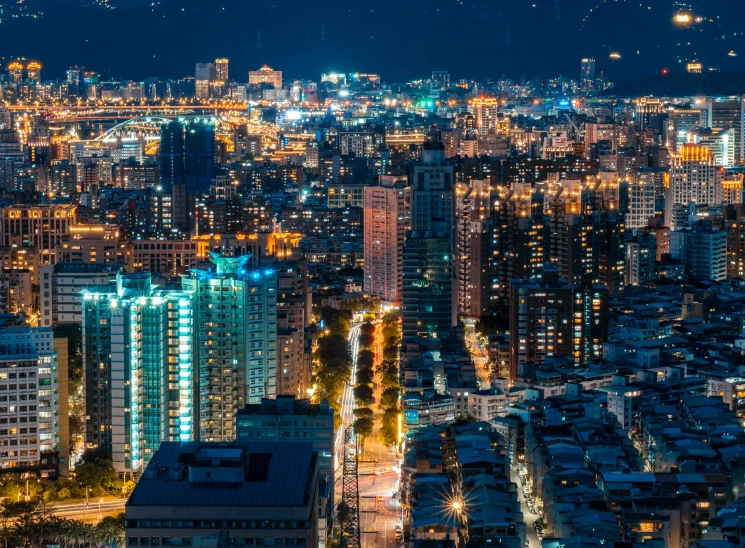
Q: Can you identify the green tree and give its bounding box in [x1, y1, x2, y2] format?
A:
[380, 387, 400, 409]
[356, 350, 374, 369]
[356, 368, 374, 386]
[353, 417, 374, 440]
[353, 384, 375, 406]
[353, 407, 374, 419]
[74, 449, 118, 490]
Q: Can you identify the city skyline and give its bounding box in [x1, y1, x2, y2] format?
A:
[1, 0, 745, 82]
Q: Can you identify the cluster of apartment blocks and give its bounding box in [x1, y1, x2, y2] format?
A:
[396, 277, 745, 546]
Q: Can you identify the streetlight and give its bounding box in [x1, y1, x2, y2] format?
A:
[98, 498, 103, 521]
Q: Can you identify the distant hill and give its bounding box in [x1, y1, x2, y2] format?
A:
[609, 72, 745, 98]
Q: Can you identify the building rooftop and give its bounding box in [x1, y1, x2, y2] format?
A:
[127, 441, 317, 508]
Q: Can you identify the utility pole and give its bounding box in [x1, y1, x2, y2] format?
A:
[339, 425, 361, 548]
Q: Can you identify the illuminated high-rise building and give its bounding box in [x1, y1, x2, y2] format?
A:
[707, 100, 745, 164]
[580, 58, 595, 92]
[509, 265, 608, 379]
[666, 144, 722, 230]
[82, 255, 278, 473]
[195, 62, 215, 100]
[215, 58, 229, 81]
[82, 272, 194, 473]
[7, 62, 23, 83]
[249, 65, 282, 89]
[26, 62, 41, 84]
[402, 231, 453, 339]
[363, 176, 410, 303]
[471, 97, 499, 135]
[455, 179, 492, 317]
[182, 254, 278, 441]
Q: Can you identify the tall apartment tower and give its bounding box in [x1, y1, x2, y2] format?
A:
[363, 176, 411, 303]
[215, 58, 229, 81]
[82, 273, 194, 473]
[491, 183, 549, 300]
[82, 255, 278, 473]
[455, 179, 492, 317]
[509, 265, 609, 379]
[666, 144, 722, 230]
[471, 97, 499, 136]
[182, 254, 277, 442]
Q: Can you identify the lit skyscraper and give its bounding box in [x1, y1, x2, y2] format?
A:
[182, 254, 277, 442]
[82, 273, 194, 473]
[82, 255, 277, 473]
[707, 100, 745, 164]
[580, 58, 596, 92]
[215, 58, 229, 81]
[195, 62, 216, 100]
[402, 231, 453, 339]
[363, 176, 411, 303]
[666, 144, 722, 230]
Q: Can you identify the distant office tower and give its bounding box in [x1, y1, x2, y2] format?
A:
[707, 100, 745, 164]
[491, 183, 549, 299]
[411, 142, 455, 234]
[635, 97, 664, 132]
[182, 255, 277, 440]
[691, 127, 736, 167]
[666, 144, 722, 230]
[725, 204, 745, 278]
[509, 265, 609, 379]
[249, 65, 282, 89]
[669, 220, 727, 281]
[0, 327, 63, 471]
[580, 58, 595, 91]
[666, 107, 704, 151]
[402, 231, 453, 339]
[363, 176, 411, 303]
[455, 179, 492, 317]
[625, 232, 657, 286]
[472, 97, 499, 135]
[160, 119, 215, 194]
[214, 58, 229, 81]
[431, 71, 450, 91]
[722, 175, 744, 205]
[195, 62, 215, 100]
[626, 172, 656, 229]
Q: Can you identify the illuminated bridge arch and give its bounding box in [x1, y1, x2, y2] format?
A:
[94, 116, 173, 142]
[94, 116, 229, 143]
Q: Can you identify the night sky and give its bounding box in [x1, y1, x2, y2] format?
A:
[1, 0, 745, 83]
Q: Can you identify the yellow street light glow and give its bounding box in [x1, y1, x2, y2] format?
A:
[452, 501, 462, 510]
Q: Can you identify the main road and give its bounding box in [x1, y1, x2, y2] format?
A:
[334, 323, 362, 468]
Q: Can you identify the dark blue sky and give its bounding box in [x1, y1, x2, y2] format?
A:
[1, 0, 744, 83]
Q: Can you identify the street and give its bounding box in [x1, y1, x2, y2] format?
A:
[334, 321, 403, 548]
[47, 498, 126, 523]
[463, 319, 490, 389]
[510, 466, 541, 547]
